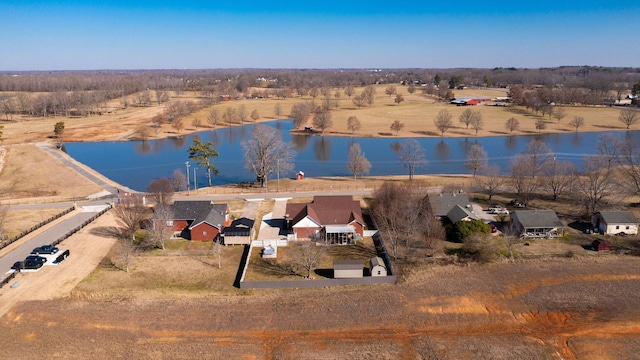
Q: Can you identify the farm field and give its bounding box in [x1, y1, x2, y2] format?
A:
[1, 255, 639, 359]
[0, 85, 630, 146]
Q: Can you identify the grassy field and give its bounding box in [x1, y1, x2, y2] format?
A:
[0, 85, 631, 146]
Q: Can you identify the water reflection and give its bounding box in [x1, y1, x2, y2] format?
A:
[291, 134, 311, 151]
[63, 119, 640, 191]
[313, 137, 332, 162]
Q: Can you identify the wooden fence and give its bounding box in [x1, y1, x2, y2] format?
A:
[0, 206, 75, 251]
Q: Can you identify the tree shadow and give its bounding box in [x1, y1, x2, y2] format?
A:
[252, 258, 300, 278]
[314, 268, 333, 278]
[89, 226, 121, 239]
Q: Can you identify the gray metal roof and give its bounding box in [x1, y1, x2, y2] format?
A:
[333, 259, 363, 270]
[512, 210, 563, 228]
[429, 193, 471, 217]
[597, 211, 639, 225]
[446, 204, 479, 223]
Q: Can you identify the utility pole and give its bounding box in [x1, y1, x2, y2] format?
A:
[277, 159, 280, 192]
[194, 167, 197, 191]
[185, 161, 190, 196]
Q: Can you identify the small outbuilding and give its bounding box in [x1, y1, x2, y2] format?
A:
[296, 171, 305, 180]
[333, 259, 363, 279]
[592, 239, 612, 252]
[591, 211, 639, 236]
[369, 257, 387, 277]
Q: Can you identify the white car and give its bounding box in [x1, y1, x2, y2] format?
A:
[488, 206, 509, 215]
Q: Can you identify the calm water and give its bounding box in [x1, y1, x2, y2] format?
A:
[64, 120, 640, 191]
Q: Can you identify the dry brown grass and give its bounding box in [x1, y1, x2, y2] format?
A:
[1, 85, 629, 146]
[0, 144, 103, 200]
[2, 208, 68, 238]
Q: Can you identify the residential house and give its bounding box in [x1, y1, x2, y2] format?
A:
[429, 193, 473, 220]
[285, 195, 364, 244]
[591, 211, 639, 235]
[510, 210, 564, 238]
[168, 201, 231, 241]
[446, 204, 479, 224]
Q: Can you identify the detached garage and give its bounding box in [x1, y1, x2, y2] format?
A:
[333, 260, 363, 279]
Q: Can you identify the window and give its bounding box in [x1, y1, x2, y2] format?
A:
[616, 225, 620, 229]
[203, 231, 207, 236]
[166, 220, 173, 226]
[626, 226, 630, 230]
[377, 270, 381, 275]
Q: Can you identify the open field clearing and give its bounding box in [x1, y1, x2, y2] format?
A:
[1, 255, 640, 359]
[0, 85, 631, 146]
[0, 144, 103, 201]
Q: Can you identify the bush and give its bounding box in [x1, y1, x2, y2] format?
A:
[448, 220, 491, 243]
[462, 233, 499, 263]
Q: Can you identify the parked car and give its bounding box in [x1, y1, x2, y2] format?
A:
[31, 245, 59, 255]
[488, 206, 509, 215]
[25, 255, 47, 264]
[11, 258, 45, 271]
[510, 199, 524, 207]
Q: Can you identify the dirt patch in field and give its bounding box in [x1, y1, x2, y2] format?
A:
[1, 256, 640, 359]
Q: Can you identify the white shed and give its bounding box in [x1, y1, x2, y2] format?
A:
[333, 259, 363, 278]
[369, 257, 387, 277]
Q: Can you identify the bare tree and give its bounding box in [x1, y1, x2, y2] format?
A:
[207, 109, 219, 128]
[569, 116, 585, 131]
[363, 86, 376, 106]
[352, 94, 366, 108]
[171, 169, 188, 191]
[344, 85, 355, 98]
[292, 241, 326, 279]
[250, 109, 260, 122]
[192, 117, 202, 130]
[385, 85, 397, 96]
[290, 102, 311, 128]
[223, 106, 238, 123]
[474, 164, 504, 201]
[346, 143, 371, 181]
[619, 139, 640, 196]
[553, 107, 566, 123]
[407, 83, 416, 94]
[464, 144, 488, 177]
[112, 195, 149, 272]
[535, 118, 547, 133]
[543, 159, 576, 200]
[238, 105, 248, 123]
[505, 117, 520, 133]
[574, 155, 618, 214]
[619, 108, 639, 129]
[394, 94, 404, 105]
[147, 178, 174, 206]
[347, 116, 361, 134]
[312, 110, 332, 135]
[434, 109, 453, 137]
[397, 139, 427, 180]
[509, 141, 552, 207]
[469, 111, 484, 136]
[242, 124, 295, 187]
[459, 108, 473, 129]
[149, 204, 174, 250]
[390, 120, 404, 135]
[171, 118, 184, 133]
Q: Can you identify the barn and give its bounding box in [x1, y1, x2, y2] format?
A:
[369, 257, 387, 277]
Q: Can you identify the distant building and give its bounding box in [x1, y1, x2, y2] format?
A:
[591, 211, 639, 235]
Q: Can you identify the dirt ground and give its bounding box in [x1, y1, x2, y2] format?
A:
[0, 211, 117, 317]
[1, 254, 640, 359]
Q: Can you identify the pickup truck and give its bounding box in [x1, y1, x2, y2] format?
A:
[488, 206, 509, 215]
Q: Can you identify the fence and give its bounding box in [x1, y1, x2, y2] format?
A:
[0, 196, 89, 206]
[237, 223, 397, 289]
[0, 206, 75, 252]
[51, 205, 112, 247]
[0, 272, 17, 289]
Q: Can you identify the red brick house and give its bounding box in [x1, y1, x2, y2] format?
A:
[168, 201, 231, 241]
[285, 195, 364, 244]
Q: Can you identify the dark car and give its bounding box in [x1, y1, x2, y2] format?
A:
[31, 245, 59, 255]
[11, 258, 45, 271]
[25, 255, 47, 264]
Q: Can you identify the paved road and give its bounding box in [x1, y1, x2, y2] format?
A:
[0, 205, 110, 273]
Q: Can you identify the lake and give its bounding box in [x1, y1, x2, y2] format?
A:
[64, 120, 640, 191]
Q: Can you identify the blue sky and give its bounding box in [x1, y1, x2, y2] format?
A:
[1, 1, 638, 71]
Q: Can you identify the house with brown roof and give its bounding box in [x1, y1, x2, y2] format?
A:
[168, 201, 231, 241]
[285, 195, 364, 244]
